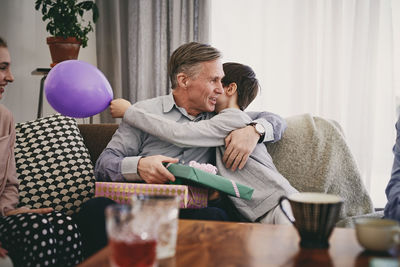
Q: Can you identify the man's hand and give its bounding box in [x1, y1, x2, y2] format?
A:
[5, 207, 54, 216]
[223, 126, 259, 171]
[110, 98, 132, 118]
[138, 155, 179, 184]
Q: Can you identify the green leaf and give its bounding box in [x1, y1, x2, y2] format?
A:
[92, 4, 99, 22]
[34, 0, 98, 46]
[78, 1, 91, 10]
[34, 1, 41, 11]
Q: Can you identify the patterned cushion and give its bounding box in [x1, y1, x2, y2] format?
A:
[14, 114, 95, 215]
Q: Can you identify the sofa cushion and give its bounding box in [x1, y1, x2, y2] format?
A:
[14, 114, 95, 215]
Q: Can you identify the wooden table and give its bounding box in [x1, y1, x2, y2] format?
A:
[77, 219, 400, 267]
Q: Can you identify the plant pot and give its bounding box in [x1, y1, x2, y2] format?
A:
[46, 36, 81, 67]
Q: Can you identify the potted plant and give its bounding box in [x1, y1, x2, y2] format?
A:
[35, 0, 99, 67]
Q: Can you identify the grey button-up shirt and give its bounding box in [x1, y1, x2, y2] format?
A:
[95, 93, 276, 182]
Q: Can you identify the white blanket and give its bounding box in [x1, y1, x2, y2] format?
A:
[266, 114, 374, 220]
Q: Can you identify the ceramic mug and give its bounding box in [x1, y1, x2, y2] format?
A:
[279, 192, 343, 249]
[354, 217, 400, 252]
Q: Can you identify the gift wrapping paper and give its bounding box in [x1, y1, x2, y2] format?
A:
[186, 186, 208, 209]
[95, 182, 208, 208]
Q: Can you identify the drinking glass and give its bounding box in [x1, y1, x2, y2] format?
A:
[131, 195, 180, 259]
[106, 204, 158, 267]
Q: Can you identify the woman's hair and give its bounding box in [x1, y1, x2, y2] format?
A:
[221, 62, 260, 110]
[168, 42, 221, 89]
[0, 37, 7, 48]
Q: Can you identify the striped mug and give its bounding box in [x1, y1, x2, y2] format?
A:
[279, 192, 343, 249]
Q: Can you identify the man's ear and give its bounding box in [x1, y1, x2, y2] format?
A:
[176, 73, 188, 88]
[225, 82, 237, 96]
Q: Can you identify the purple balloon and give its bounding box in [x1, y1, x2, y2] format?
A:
[45, 60, 113, 118]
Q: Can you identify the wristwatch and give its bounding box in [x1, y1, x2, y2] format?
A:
[249, 122, 266, 143]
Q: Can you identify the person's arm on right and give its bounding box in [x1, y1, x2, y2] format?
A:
[385, 117, 400, 220]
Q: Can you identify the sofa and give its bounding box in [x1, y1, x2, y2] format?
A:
[13, 113, 380, 226]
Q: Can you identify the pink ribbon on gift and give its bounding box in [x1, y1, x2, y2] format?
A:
[230, 179, 240, 198]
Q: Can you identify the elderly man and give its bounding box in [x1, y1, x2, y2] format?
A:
[75, 42, 285, 258]
[95, 42, 285, 220]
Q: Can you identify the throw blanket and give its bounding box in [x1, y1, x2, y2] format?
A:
[266, 113, 374, 220]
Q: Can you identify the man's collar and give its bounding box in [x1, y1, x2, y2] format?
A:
[162, 93, 212, 121]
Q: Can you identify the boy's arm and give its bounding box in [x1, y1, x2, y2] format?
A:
[111, 99, 287, 144]
[246, 111, 287, 143]
[123, 106, 251, 147]
[120, 100, 286, 171]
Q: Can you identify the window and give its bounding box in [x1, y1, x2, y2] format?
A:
[211, 0, 400, 207]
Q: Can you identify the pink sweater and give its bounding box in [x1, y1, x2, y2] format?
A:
[0, 104, 19, 216]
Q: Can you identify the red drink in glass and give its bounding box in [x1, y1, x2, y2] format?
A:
[109, 238, 157, 267]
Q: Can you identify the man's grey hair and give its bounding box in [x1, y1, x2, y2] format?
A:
[168, 42, 221, 89]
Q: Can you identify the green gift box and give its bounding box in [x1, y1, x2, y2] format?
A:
[167, 163, 254, 200]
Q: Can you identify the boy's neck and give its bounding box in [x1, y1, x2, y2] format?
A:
[228, 94, 240, 109]
[217, 102, 240, 113]
[228, 103, 240, 109]
[216, 94, 241, 113]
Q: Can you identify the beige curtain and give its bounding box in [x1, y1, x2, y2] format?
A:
[95, 0, 210, 123]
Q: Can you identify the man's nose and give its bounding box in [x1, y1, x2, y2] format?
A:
[6, 70, 14, 83]
[215, 81, 224, 94]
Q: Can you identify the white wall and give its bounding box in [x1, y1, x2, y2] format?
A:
[0, 0, 97, 123]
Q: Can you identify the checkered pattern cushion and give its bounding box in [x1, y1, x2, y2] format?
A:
[14, 114, 95, 215]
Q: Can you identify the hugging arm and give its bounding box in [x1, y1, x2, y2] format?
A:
[247, 111, 287, 143]
[385, 117, 400, 220]
[123, 106, 287, 170]
[123, 107, 251, 147]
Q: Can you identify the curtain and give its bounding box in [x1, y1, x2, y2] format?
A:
[211, 0, 398, 208]
[95, 0, 210, 123]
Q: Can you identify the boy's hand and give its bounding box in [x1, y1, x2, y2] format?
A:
[110, 98, 132, 118]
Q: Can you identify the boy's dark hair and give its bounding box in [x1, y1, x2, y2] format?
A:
[221, 62, 259, 110]
[0, 37, 7, 48]
[168, 42, 221, 89]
